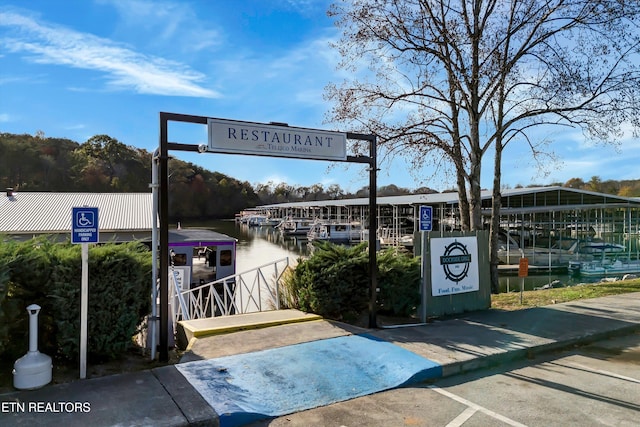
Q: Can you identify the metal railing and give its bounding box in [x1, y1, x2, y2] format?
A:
[170, 269, 190, 322]
[169, 257, 291, 325]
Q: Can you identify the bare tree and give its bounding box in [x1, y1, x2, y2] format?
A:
[326, 0, 640, 291]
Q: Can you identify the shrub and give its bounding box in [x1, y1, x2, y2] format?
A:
[0, 237, 58, 360]
[84, 242, 152, 361]
[290, 241, 369, 319]
[282, 241, 421, 321]
[376, 248, 421, 317]
[0, 238, 152, 362]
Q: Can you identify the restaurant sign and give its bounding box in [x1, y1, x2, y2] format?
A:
[207, 118, 347, 161]
[430, 236, 479, 296]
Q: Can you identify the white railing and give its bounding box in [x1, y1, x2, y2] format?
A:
[170, 269, 190, 321]
[169, 257, 291, 325]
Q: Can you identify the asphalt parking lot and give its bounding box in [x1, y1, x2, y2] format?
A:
[248, 331, 640, 427]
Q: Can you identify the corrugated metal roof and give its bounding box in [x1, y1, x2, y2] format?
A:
[0, 192, 153, 233]
[258, 192, 460, 209]
[256, 186, 640, 211]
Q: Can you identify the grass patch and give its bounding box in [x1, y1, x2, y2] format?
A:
[491, 278, 640, 311]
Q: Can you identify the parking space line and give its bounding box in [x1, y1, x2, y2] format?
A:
[429, 385, 528, 427]
[563, 361, 640, 384]
[446, 407, 477, 427]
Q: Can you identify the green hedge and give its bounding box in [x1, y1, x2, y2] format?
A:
[376, 247, 421, 316]
[0, 237, 152, 362]
[283, 241, 420, 320]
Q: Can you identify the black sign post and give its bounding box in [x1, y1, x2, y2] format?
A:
[157, 112, 377, 361]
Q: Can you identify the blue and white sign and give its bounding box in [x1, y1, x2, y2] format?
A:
[72, 207, 99, 244]
[419, 205, 433, 231]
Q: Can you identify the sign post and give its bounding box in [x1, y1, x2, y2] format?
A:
[418, 206, 432, 322]
[71, 207, 99, 379]
[518, 257, 529, 304]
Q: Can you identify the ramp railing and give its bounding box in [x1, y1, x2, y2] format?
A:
[170, 269, 191, 321]
[170, 257, 291, 325]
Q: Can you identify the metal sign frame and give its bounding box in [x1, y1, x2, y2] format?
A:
[157, 112, 378, 362]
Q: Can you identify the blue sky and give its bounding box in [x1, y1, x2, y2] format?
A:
[1, 0, 638, 193]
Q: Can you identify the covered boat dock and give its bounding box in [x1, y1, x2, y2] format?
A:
[253, 186, 640, 270]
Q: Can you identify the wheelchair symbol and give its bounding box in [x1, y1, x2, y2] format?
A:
[76, 211, 94, 227]
[420, 206, 432, 231]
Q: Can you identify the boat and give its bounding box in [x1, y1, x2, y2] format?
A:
[569, 258, 640, 277]
[279, 218, 315, 236]
[247, 214, 284, 227]
[497, 232, 626, 267]
[247, 215, 268, 227]
[577, 240, 626, 254]
[307, 221, 363, 243]
[497, 232, 583, 266]
[263, 217, 283, 227]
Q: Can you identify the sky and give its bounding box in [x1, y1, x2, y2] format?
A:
[1, 0, 639, 194]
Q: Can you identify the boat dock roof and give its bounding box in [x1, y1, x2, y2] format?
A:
[255, 186, 640, 213]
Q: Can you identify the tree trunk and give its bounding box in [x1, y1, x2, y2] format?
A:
[468, 144, 483, 231]
[456, 168, 471, 231]
[489, 142, 504, 294]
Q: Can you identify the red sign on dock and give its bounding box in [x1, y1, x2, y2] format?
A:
[518, 257, 529, 277]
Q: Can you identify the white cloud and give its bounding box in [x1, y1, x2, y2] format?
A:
[97, 0, 223, 52]
[0, 74, 34, 85]
[0, 10, 221, 98]
[283, 0, 322, 12]
[62, 123, 86, 131]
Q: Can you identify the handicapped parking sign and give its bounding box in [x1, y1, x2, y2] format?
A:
[72, 207, 99, 244]
[419, 205, 432, 231]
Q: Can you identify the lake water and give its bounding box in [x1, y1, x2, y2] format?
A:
[202, 220, 310, 273]
[201, 220, 597, 293]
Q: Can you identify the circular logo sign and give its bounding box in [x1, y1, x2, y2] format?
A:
[439, 241, 472, 282]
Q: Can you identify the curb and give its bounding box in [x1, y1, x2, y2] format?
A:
[153, 366, 219, 427]
[439, 322, 640, 378]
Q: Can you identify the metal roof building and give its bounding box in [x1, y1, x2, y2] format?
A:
[257, 186, 640, 212]
[253, 186, 640, 250]
[0, 190, 154, 242]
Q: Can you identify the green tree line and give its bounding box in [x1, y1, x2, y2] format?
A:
[0, 132, 261, 220]
[2, 132, 638, 221]
[0, 132, 441, 216]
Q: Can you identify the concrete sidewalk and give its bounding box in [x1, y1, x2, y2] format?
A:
[2, 293, 640, 427]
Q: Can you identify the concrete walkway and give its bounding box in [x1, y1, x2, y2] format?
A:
[2, 293, 640, 427]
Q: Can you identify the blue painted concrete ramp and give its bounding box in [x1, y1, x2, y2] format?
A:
[176, 334, 442, 427]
